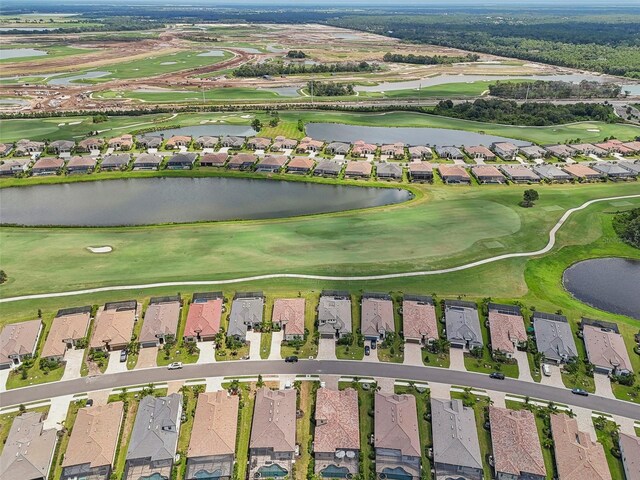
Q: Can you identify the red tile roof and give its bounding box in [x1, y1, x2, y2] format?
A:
[184, 299, 223, 338]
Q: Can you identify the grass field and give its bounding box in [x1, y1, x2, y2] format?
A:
[96, 87, 284, 102]
[0, 45, 96, 63]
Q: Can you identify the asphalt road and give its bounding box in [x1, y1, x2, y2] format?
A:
[2, 360, 640, 419]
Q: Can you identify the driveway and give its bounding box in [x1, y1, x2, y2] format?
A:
[449, 348, 466, 371]
[61, 349, 85, 381]
[513, 350, 533, 382]
[317, 338, 337, 360]
[196, 341, 216, 364]
[0, 368, 10, 392]
[403, 342, 423, 366]
[594, 373, 615, 399]
[540, 364, 565, 388]
[136, 346, 158, 369]
[43, 395, 74, 430]
[246, 331, 262, 360]
[104, 351, 128, 374]
[269, 331, 283, 360]
[487, 390, 506, 407]
[363, 340, 379, 363]
[572, 406, 597, 441]
[429, 382, 451, 399]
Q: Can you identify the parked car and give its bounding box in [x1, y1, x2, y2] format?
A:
[571, 388, 589, 397]
[167, 362, 183, 370]
[542, 364, 551, 377]
[85, 398, 94, 407]
[370, 341, 377, 350]
[364, 345, 371, 356]
[285, 355, 298, 363]
[120, 350, 128, 363]
[489, 372, 505, 380]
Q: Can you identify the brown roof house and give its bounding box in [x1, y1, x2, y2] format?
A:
[408, 146, 432, 160]
[184, 293, 223, 342]
[200, 152, 228, 167]
[0, 412, 57, 480]
[77, 137, 105, 153]
[220, 135, 245, 149]
[488, 303, 527, 359]
[0, 319, 42, 369]
[271, 136, 298, 152]
[381, 142, 405, 159]
[256, 154, 288, 172]
[90, 301, 138, 351]
[108, 134, 133, 151]
[318, 291, 352, 339]
[41, 306, 92, 361]
[139, 296, 182, 348]
[402, 295, 438, 345]
[66, 155, 97, 174]
[550, 413, 611, 480]
[195, 135, 218, 149]
[500, 164, 541, 183]
[249, 388, 297, 479]
[227, 153, 257, 170]
[314, 388, 360, 478]
[351, 140, 377, 157]
[489, 406, 546, 480]
[361, 293, 395, 342]
[31, 156, 64, 176]
[471, 165, 506, 184]
[15, 139, 45, 156]
[344, 160, 372, 178]
[409, 161, 434, 181]
[375, 392, 421, 479]
[562, 164, 604, 181]
[619, 433, 640, 480]
[546, 144, 575, 159]
[297, 137, 324, 152]
[438, 164, 471, 184]
[286, 156, 315, 174]
[492, 142, 519, 160]
[186, 391, 239, 480]
[465, 145, 496, 161]
[272, 298, 306, 341]
[582, 320, 632, 375]
[247, 137, 271, 150]
[60, 402, 124, 480]
[48, 139, 75, 155]
[165, 135, 192, 149]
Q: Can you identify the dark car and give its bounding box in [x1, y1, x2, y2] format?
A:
[364, 345, 371, 356]
[571, 388, 589, 396]
[489, 372, 505, 380]
[119, 350, 128, 363]
[85, 398, 94, 407]
[285, 355, 298, 363]
[370, 341, 377, 350]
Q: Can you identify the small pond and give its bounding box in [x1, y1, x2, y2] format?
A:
[0, 48, 48, 60]
[563, 257, 640, 320]
[306, 122, 531, 147]
[0, 177, 411, 227]
[48, 71, 111, 85]
[152, 125, 257, 138]
[197, 50, 226, 57]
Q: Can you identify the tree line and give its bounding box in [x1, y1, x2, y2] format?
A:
[613, 208, 640, 249]
[383, 52, 479, 65]
[233, 61, 379, 77]
[307, 81, 354, 96]
[489, 80, 623, 99]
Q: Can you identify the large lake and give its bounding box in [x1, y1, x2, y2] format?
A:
[306, 123, 531, 147]
[0, 177, 411, 226]
[563, 257, 640, 320]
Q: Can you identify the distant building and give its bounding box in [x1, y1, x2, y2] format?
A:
[492, 142, 519, 160]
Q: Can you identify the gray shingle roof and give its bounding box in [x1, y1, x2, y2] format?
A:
[318, 295, 352, 335]
[444, 301, 482, 347]
[533, 312, 578, 363]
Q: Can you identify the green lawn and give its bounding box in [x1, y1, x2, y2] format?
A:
[0, 45, 96, 64]
[260, 332, 272, 360]
[95, 86, 284, 103]
[294, 381, 316, 480]
[156, 298, 200, 366]
[336, 295, 365, 360]
[348, 382, 375, 480]
[593, 416, 627, 480]
[231, 383, 256, 480]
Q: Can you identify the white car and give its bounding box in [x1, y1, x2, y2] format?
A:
[167, 362, 183, 370]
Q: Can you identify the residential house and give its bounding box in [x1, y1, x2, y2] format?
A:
[313, 159, 342, 176]
[272, 298, 306, 341]
[344, 160, 372, 178]
[256, 154, 288, 172]
[465, 145, 495, 161]
[532, 311, 578, 364]
[184, 293, 223, 342]
[271, 136, 298, 152]
[48, 139, 75, 155]
[408, 162, 434, 181]
[492, 142, 519, 160]
[0, 319, 42, 369]
[165, 135, 192, 149]
[318, 291, 352, 339]
[582, 318, 632, 375]
[545, 144, 575, 159]
[108, 134, 133, 151]
[402, 295, 438, 345]
[66, 155, 97, 173]
[591, 161, 636, 180]
[351, 140, 377, 157]
[408, 146, 432, 160]
[562, 163, 604, 181]
[249, 388, 297, 478]
[15, 139, 45, 156]
[325, 141, 350, 155]
[61, 402, 124, 480]
[41, 306, 91, 361]
[570, 143, 607, 157]
[133, 153, 162, 170]
[124, 394, 183, 480]
[0, 412, 57, 480]
[227, 293, 264, 341]
[89, 301, 138, 351]
[166, 152, 197, 169]
[0, 158, 30, 176]
[375, 392, 421, 480]
[444, 300, 482, 350]
[471, 165, 506, 184]
[431, 398, 483, 480]
[247, 137, 271, 150]
[286, 156, 315, 174]
[220, 136, 245, 149]
[200, 152, 228, 167]
[139, 297, 181, 347]
[376, 162, 403, 179]
[136, 134, 163, 149]
[100, 153, 130, 171]
[186, 391, 239, 480]
[500, 164, 541, 183]
[488, 303, 527, 359]
[619, 160, 640, 176]
[381, 143, 405, 159]
[361, 293, 395, 343]
[532, 164, 572, 182]
[550, 413, 611, 480]
[195, 135, 218, 149]
[489, 406, 546, 480]
[435, 145, 464, 160]
[621, 140, 640, 153]
[77, 137, 104, 153]
[31, 157, 64, 176]
[438, 164, 471, 184]
[595, 140, 634, 155]
[297, 137, 324, 153]
[314, 388, 360, 478]
[619, 433, 640, 480]
[227, 153, 257, 170]
[0, 142, 13, 156]
[519, 145, 547, 160]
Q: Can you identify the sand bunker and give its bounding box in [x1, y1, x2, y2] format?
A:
[87, 246, 113, 253]
[587, 128, 600, 132]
